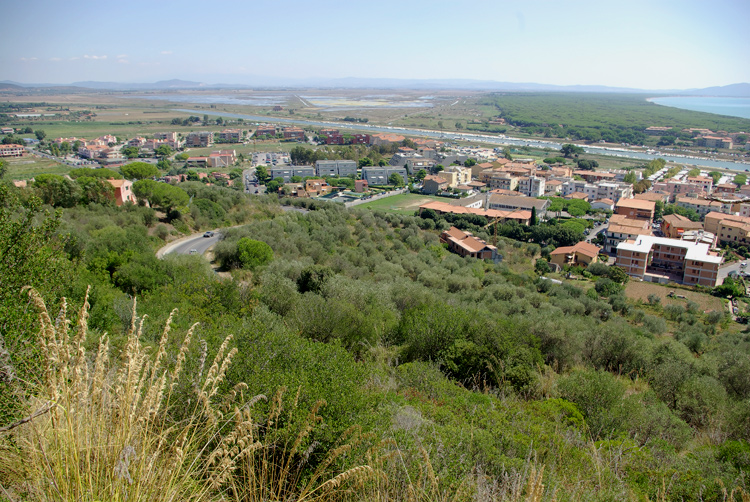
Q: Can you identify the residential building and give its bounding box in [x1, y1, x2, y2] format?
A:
[596, 182, 633, 202]
[686, 176, 714, 194]
[544, 179, 564, 195]
[370, 133, 405, 146]
[361, 167, 407, 185]
[443, 165, 471, 185]
[154, 132, 179, 143]
[645, 126, 674, 135]
[661, 214, 704, 238]
[565, 192, 590, 202]
[451, 194, 484, 209]
[208, 150, 237, 168]
[128, 137, 147, 148]
[549, 242, 600, 268]
[355, 179, 368, 192]
[406, 157, 437, 173]
[714, 183, 738, 194]
[704, 212, 750, 245]
[604, 215, 652, 253]
[518, 175, 546, 197]
[467, 180, 486, 190]
[186, 157, 208, 167]
[472, 162, 494, 178]
[282, 127, 305, 141]
[268, 166, 315, 182]
[675, 196, 725, 217]
[591, 198, 615, 211]
[560, 180, 598, 200]
[488, 172, 518, 191]
[422, 175, 449, 194]
[186, 131, 214, 147]
[218, 129, 243, 142]
[634, 191, 671, 204]
[282, 183, 306, 197]
[0, 144, 25, 157]
[420, 201, 532, 226]
[292, 166, 316, 178]
[254, 125, 276, 137]
[616, 235, 722, 287]
[441, 227, 499, 261]
[1, 127, 14, 134]
[683, 128, 715, 137]
[434, 169, 465, 189]
[651, 180, 706, 197]
[487, 194, 550, 215]
[574, 171, 617, 183]
[305, 179, 332, 196]
[615, 198, 655, 221]
[695, 136, 733, 149]
[315, 160, 338, 177]
[106, 179, 135, 206]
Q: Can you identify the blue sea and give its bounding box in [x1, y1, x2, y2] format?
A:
[648, 96, 750, 119]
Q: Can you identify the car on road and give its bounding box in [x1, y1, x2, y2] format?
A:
[203, 231, 214, 238]
[189, 249, 198, 255]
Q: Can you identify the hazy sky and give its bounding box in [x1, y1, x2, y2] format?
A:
[3, 0, 749, 89]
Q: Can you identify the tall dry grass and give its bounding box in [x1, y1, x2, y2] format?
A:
[0, 287, 570, 502]
[0, 288, 232, 501]
[0, 288, 383, 502]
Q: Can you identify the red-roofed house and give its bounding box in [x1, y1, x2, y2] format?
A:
[549, 242, 600, 268]
[615, 198, 656, 221]
[0, 144, 25, 157]
[440, 227, 499, 261]
[106, 179, 135, 206]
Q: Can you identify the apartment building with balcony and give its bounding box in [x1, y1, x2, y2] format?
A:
[616, 235, 722, 287]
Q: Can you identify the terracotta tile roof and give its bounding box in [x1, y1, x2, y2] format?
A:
[566, 192, 589, 200]
[616, 198, 656, 210]
[607, 224, 652, 236]
[634, 192, 669, 202]
[550, 241, 600, 259]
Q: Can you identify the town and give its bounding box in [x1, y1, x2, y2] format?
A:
[4, 118, 750, 292]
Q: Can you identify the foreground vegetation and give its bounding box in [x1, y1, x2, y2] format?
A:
[2, 171, 750, 500]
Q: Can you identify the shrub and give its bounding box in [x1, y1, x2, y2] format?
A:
[647, 293, 661, 305]
[594, 278, 623, 297]
[587, 262, 609, 276]
[557, 369, 626, 439]
[237, 237, 274, 270]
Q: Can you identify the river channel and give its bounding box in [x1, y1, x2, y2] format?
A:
[174, 108, 750, 172]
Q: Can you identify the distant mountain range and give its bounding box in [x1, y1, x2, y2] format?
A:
[1, 78, 749, 96]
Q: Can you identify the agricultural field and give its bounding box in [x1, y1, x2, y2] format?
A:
[624, 280, 724, 312]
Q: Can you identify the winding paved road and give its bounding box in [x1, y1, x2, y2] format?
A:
[157, 232, 222, 258]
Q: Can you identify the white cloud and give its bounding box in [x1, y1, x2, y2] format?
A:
[160, 50, 173, 55]
[83, 54, 108, 60]
[50, 57, 62, 61]
[118, 59, 129, 64]
[117, 54, 128, 58]
[19, 57, 38, 61]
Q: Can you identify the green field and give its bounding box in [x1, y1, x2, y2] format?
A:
[5, 155, 70, 180]
[356, 193, 447, 214]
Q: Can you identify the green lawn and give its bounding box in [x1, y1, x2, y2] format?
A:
[357, 193, 447, 215]
[5, 155, 70, 180]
